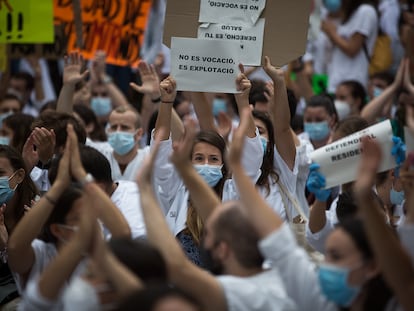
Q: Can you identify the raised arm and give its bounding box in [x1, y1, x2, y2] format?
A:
[190, 91, 217, 132]
[8, 135, 71, 275]
[56, 52, 89, 114]
[67, 124, 131, 238]
[131, 62, 184, 141]
[263, 56, 296, 170]
[235, 65, 256, 138]
[153, 77, 177, 141]
[170, 120, 221, 222]
[136, 136, 227, 311]
[361, 59, 403, 124]
[353, 137, 414, 311]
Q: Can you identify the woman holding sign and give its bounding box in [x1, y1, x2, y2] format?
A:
[151, 71, 262, 268]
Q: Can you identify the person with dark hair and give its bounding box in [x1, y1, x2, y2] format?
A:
[73, 104, 107, 143]
[0, 94, 24, 128]
[8, 72, 43, 117]
[302, 94, 338, 149]
[118, 285, 202, 311]
[0, 145, 39, 308]
[152, 72, 262, 267]
[8, 124, 130, 294]
[48, 145, 147, 239]
[334, 80, 367, 120]
[135, 128, 296, 311]
[321, 0, 378, 93]
[0, 113, 35, 153]
[226, 119, 397, 311]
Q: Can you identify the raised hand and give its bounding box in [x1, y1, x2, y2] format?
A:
[31, 127, 56, 164]
[263, 56, 285, 82]
[54, 131, 71, 189]
[136, 132, 162, 189]
[159, 76, 177, 103]
[91, 50, 107, 82]
[170, 119, 197, 168]
[22, 133, 39, 172]
[67, 124, 87, 181]
[130, 61, 161, 98]
[63, 52, 89, 86]
[0, 204, 8, 251]
[234, 64, 251, 101]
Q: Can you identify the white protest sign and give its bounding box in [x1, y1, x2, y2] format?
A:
[405, 127, 414, 152]
[171, 37, 240, 93]
[310, 120, 397, 189]
[198, 18, 265, 66]
[199, 0, 266, 26]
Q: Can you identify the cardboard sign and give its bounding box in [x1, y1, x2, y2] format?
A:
[0, 0, 54, 43]
[170, 37, 240, 93]
[164, 0, 311, 66]
[310, 120, 396, 189]
[199, 0, 266, 26]
[54, 0, 152, 67]
[198, 18, 265, 65]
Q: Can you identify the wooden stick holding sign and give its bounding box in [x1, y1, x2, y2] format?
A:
[72, 0, 83, 49]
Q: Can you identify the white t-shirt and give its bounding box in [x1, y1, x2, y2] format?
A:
[327, 4, 378, 92]
[259, 224, 336, 311]
[111, 180, 146, 239]
[152, 130, 263, 236]
[87, 139, 151, 181]
[217, 270, 297, 311]
[13, 239, 57, 294]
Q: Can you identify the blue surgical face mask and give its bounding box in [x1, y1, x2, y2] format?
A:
[372, 86, 383, 98]
[212, 98, 227, 117]
[304, 121, 330, 141]
[260, 136, 268, 153]
[0, 111, 13, 128]
[324, 0, 342, 12]
[318, 263, 361, 307]
[91, 97, 112, 117]
[194, 164, 223, 187]
[0, 136, 10, 146]
[0, 172, 17, 205]
[108, 131, 136, 155]
[390, 186, 404, 206]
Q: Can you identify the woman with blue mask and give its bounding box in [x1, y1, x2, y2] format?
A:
[152, 72, 263, 269]
[302, 95, 338, 149]
[0, 145, 38, 308]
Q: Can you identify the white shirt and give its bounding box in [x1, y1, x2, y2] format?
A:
[327, 4, 378, 92]
[306, 197, 339, 254]
[259, 224, 336, 311]
[86, 139, 150, 181]
[259, 146, 300, 221]
[217, 270, 297, 311]
[153, 130, 263, 236]
[13, 239, 57, 294]
[30, 167, 50, 193]
[111, 180, 146, 239]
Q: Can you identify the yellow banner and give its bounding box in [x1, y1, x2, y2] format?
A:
[0, 0, 54, 43]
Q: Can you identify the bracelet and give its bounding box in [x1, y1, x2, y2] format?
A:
[44, 194, 56, 206]
[162, 100, 175, 104]
[79, 173, 95, 188]
[151, 96, 161, 103]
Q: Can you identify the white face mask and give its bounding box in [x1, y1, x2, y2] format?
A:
[334, 100, 351, 121]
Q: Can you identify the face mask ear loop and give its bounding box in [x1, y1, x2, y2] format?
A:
[7, 171, 18, 191]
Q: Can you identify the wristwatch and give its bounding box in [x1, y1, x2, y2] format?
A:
[79, 173, 95, 188]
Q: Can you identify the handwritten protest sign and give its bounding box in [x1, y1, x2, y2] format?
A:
[0, 0, 54, 43]
[199, 0, 266, 26]
[310, 120, 396, 189]
[198, 18, 265, 65]
[164, 0, 311, 67]
[171, 37, 240, 93]
[54, 0, 152, 67]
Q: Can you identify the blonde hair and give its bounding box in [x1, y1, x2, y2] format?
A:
[185, 201, 204, 246]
